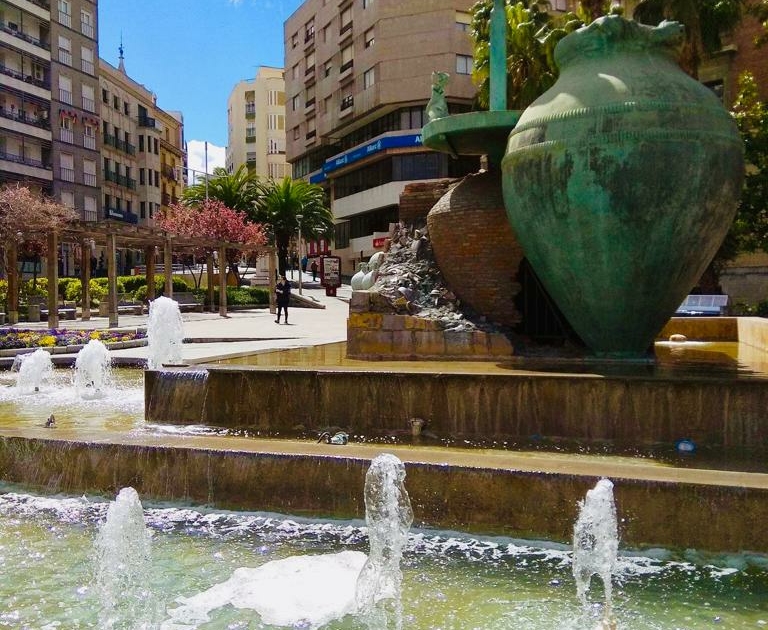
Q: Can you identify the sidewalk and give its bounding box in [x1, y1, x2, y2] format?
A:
[6, 275, 353, 366]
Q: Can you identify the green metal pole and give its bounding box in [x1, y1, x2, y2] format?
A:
[489, 0, 507, 111]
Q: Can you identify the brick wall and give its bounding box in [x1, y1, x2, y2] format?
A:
[428, 170, 524, 327]
[398, 179, 456, 223]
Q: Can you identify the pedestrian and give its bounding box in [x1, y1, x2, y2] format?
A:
[301, 255, 308, 273]
[310, 259, 318, 282]
[275, 275, 291, 324]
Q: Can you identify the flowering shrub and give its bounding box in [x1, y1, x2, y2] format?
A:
[0, 328, 146, 350]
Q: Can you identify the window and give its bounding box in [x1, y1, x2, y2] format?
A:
[83, 195, 96, 221]
[268, 90, 280, 106]
[363, 0, 373, 7]
[60, 115, 74, 143]
[83, 158, 96, 187]
[154, 138, 159, 155]
[292, 94, 300, 111]
[291, 32, 299, 48]
[456, 54, 472, 75]
[113, 95, 119, 109]
[305, 18, 314, 43]
[139, 168, 145, 185]
[306, 116, 316, 140]
[83, 124, 96, 149]
[58, 0, 71, 27]
[102, 88, 108, 104]
[305, 84, 315, 108]
[293, 126, 300, 140]
[324, 95, 333, 114]
[324, 60, 332, 77]
[246, 123, 256, 140]
[138, 135, 145, 152]
[82, 84, 95, 112]
[60, 191, 75, 208]
[268, 114, 284, 130]
[323, 24, 330, 43]
[140, 201, 146, 219]
[81, 46, 94, 74]
[455, 12, 471, 32]
[292, 64, 299, 80]
[60, 153, 75, 182]
[341, 94, 353, 111]
[364, 28, 374, 48]
[58, 36, 72, 65]
[340, 7, 352, 34]
[124, 101, 130, 115]
[268, 139, 280, 154]
[340, 45, 353, 74]
[363, 67, 375, 89]
[305, 50, 315, 75]
[59, 75, 72, 104]
[81, 9, 94, 38]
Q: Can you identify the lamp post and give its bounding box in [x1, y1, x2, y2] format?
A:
[296, 213, 303, 295]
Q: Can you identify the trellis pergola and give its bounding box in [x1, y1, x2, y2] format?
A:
[5, 220, 276, 328]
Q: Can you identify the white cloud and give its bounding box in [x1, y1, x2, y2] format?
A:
[187, 140, 226, 177]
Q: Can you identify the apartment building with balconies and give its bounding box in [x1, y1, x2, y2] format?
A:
[226, 66, 291, 180]
[0, 0, 55, 190]
[99, 54, 185, 232]
[284, 0, 480, 274]
[50, 0, 100, 221]
[157, 108, 184, 217]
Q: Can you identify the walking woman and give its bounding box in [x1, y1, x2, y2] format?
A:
[275, 275, 291, 324]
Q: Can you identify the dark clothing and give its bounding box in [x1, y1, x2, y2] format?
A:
[275, 279, 291, 323]
[301, 256, 308, 273]
[310, 261, 318, 281]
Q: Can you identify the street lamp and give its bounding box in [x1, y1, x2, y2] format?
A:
[295, 214, 303, 295]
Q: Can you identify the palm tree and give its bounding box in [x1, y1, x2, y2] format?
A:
[182, 164, 260, 211]
[251, 177, 334, 276]
[632, 0, 744, 78]
[470, 0, 582, 110]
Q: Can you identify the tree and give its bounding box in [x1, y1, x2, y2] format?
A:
[729, 72, 768, 253]
[251, 177, 334, 277]
[156, 199, 268, 286]
[181, 164, 261, 212]
[0, 184, 78, 292]
[470, 0, 582, 110]
[632, 0, 744, 77]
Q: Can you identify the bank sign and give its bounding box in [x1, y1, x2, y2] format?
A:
[309, 133, 423, 184]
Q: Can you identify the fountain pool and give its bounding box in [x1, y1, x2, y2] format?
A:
[2, 485, 768, 629]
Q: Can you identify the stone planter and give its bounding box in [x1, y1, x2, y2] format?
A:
[501, 16, 744, 357]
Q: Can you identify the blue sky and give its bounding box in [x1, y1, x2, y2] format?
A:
[98, 0, 303, 171]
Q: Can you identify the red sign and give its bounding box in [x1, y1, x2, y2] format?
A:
[372, 237, 387, 248]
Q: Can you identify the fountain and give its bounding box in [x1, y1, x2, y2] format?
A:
[572, 479, 619, 628]
[93, 486, 160, 629]
[74, 338, 112, 398]
[355, 453, 413, 629]
[13, 347, 54, 394]
[147, 296, 185, 369]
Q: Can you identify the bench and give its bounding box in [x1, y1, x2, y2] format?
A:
[675, 294, 729, 316]
[40, 307, 76, 320]
[172, 292, 204, 312]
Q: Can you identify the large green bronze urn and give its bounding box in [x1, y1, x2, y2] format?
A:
[501, 16, 744, 357]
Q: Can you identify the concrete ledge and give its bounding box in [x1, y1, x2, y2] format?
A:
[1, 433, 767, 552]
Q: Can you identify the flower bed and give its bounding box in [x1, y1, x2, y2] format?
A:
[0, 328, 146, 350]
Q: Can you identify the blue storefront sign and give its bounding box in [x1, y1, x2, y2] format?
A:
[309, 133, 423, 184]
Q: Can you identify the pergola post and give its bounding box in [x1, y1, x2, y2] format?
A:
[106, 232, 118, 327]
[46, 231, 59, 329]
[268, 247, 277, 315]
[80, 238, 91, 320]
[206, 253, 215, 312]
[7, 241, 19, 325]
[164, 238, 173, 297]
[218, 244, 227, 317]
[145, 245, 156, 303]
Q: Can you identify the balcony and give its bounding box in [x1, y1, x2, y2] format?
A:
[245, 134, 256, 143]
[339, 60, 354, 75]
[83, 172, 96, 187]
[138, 115, 159, 130]
[58, 49, 72, 66]
[83, 135, 96, 150]
[339, 21, 353, 39]
[162, 164, 177, 181]
[59, 166, 75, 182]
[306, 129, 316, 141]
[81, 22, 94, 38]
[81, 59, 94, 75]
[0, 150, 50, 170]
[59, 89, 72, 105]
[0, 106, 50, 130]
[0, 63, 50, 90]
[1, 22, 50, 51]
[59, 127, 73, 143]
